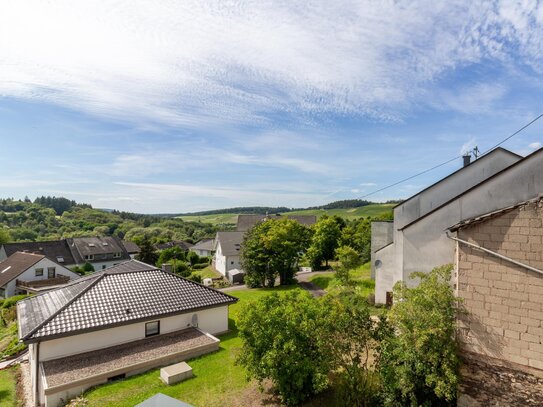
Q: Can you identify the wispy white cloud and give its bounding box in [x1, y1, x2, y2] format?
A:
[1, 1, 543, 127]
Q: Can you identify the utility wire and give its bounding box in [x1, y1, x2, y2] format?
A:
[359, 112, 543, 199]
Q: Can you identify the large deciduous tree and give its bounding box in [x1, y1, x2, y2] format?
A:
[306, 215, 341, 270]
[241, 218, 311, 287]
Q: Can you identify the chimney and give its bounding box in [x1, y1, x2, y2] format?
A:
[462, 153, 471, 167]
[162, 263, 173, 273]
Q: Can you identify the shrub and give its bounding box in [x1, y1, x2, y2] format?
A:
[82, 262, 95, 273]
[237, 290, 330, 405]
[187, 273, 203, 284]
[378, 264, 460, 406]
[1, 295, 29, 309]
[191, 263, 208, 270]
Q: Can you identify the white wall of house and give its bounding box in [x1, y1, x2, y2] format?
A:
[0, 246, 7, 261]
[214, 243, 241, 276]
[39, 305, 229, 361]
[86, 259, 124, 271]
[373, 149, 523, 304]
[191, 248, 212, 257]
[2, 258, 79, 298]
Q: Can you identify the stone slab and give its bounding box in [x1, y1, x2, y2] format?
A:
[160, 362, 193, 385]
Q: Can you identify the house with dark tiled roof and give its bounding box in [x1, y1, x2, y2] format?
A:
[155, 240, 193, 252]
[0, 252, 80, 298]
[18, 259, 237, 407]
[1, 236, 138, 271]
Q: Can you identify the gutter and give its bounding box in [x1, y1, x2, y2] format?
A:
[446, 232, 543, 276]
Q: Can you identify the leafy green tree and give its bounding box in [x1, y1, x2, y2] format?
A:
[82, 262, 95, 273]
[157, 246, 186, 267]
[136, 237, 159, 265]
[0, 228, 11, 245]
[241, 218, 311, 287]
[335, 245, 360, 286]
[237, 290, 331, 405]
[187, 251, 200, 267]
[378, 264, 460, 406]
[321, 289, 382, 406]
[187, 272, 203, 284]
[306, 215, 341, 269]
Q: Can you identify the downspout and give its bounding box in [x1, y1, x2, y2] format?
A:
[446, 232, 543, 276]
[35, 341, 40, 407]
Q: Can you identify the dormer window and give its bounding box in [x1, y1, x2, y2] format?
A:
[113, 252, 121, 258]
[84, 254, 94, 261]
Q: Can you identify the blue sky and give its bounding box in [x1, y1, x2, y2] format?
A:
[1, 1, 543, 213]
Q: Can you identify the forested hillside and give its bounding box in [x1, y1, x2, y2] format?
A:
[0, 197, 219, 244]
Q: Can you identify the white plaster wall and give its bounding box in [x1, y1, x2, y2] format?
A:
[374, 243, 395, 304]
[394, 150, 520, 229]
[214, 243, 226, 275]
[3, 258, 79, 297]
[39, 305, 229, 361]
[225, 256, 241, 273]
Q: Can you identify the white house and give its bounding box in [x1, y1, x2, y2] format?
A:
[372, 147, 527, 304]
[18, 259, 238, 407]
[190, 239, 214, 257]
[213, 232, 244, 276]
[0, 252, 80, 299]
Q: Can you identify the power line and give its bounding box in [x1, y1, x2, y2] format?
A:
[359, 112, 543, 199]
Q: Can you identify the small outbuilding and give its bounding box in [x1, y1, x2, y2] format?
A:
[227, 268, 245, 285]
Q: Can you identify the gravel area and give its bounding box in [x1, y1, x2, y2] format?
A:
[43, 328, 215, 388]
[20, 361, 32, 407]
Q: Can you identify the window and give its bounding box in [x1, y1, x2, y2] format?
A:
[113, 252, 121, 258]
[84, 254, 94, 261]
[35, 268, 44, 277]
[231, 261, 234, 265]
[102, 265, 107, 270]
[47, 267, 56, 279]
[145, 321, 160, 337]
[0, 287, 5, 299]
[56, 256, 64, 263]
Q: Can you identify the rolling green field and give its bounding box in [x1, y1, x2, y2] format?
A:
[179, 203, 394, 225]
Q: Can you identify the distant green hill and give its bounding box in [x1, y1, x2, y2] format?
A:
[179, 203, 395, 225]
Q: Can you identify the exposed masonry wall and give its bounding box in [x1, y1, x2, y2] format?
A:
[456, 201, 543, 371]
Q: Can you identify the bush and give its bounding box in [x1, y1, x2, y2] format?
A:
[1, 295, 29, 309]
[237, 290, 330, 405]
[187, 273, 203, 284]
[378, 264, 460, 406]
[82, 262, 95, 273]
[191, 263, 208, 270]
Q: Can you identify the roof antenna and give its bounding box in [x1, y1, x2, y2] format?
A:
[472, 146, 480, 160]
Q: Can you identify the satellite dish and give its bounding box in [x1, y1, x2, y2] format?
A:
[191, 314, 198, 328]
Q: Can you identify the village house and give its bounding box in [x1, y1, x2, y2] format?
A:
[372, 147, 524, 304]
[1, 236, 138, 272]
[17, 259, 237, 407]
[189, 238, 214, 257]
[155, 240, 193, 252]
[213, 232, 244, 276]
[0, 252, 80, 299]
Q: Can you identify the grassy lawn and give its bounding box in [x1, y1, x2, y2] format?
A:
[0, 368, 17, 407]
[192, 265, 222, 279]
[83, 285, 302, 407]
[179, 204, 394, 225]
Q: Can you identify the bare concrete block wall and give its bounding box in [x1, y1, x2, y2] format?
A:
[456, 201, 543, 371]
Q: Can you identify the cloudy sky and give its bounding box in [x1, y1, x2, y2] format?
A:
[1, 1, 543, 213]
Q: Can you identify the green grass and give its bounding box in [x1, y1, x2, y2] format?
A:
[83, 285, 302, 407]
[0, 368, 17, 407]
[192, 265, 222, 279]
[179, 204, 394, 225]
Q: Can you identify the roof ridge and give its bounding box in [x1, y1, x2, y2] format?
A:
[22, 272, 106, 341]
[157, 268, 239, 302]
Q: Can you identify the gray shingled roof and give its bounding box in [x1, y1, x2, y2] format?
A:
[236, 214, 317, 231]
[121, 240, 141, 254]
[17, 260, 237, 343]
[67, 236, 131, 263]
[0, 252, 45, 288]
[191, 238, 214, 251]
[215, 232, 245, 256]
[2, 240, 76, 265]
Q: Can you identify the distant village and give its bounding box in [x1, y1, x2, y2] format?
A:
[1, 146, 543, 406]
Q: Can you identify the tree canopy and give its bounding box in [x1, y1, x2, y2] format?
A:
[241, 218, 311, 287]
